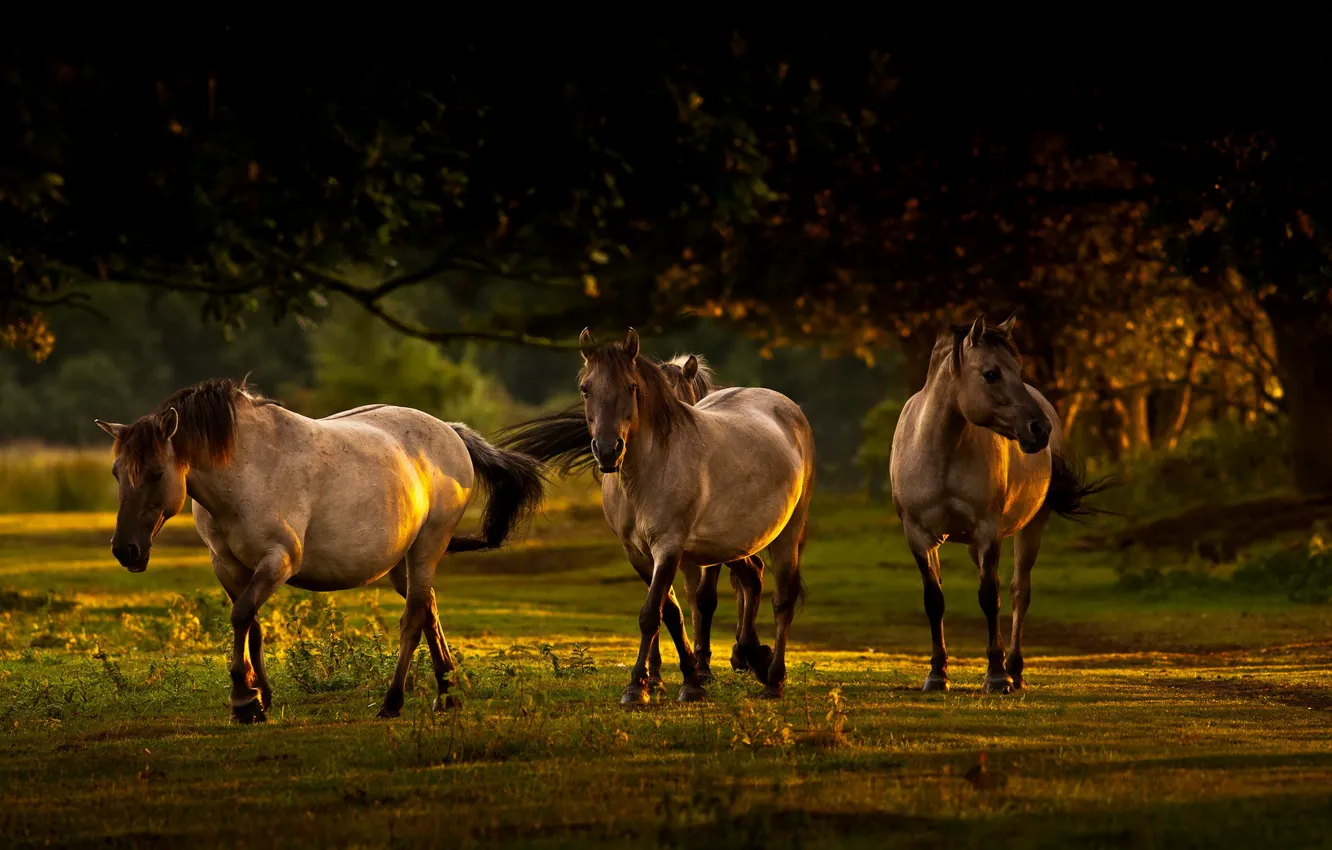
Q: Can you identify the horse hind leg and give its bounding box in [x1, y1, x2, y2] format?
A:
[759, 495, 812, 700]
[389, 559, 460, 712]
[728, 556, 773, 682]
[1007, 514, 1047, 690]
[380, 518, 455, 718]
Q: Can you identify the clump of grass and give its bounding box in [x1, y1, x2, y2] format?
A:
[0, 445, 117, 514]
[278, 595, 396, 694]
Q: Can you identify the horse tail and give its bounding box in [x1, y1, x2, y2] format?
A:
[1045, 451, 1120, 522]
[447, 425, 548, 553]
[491, 404, 597, 477]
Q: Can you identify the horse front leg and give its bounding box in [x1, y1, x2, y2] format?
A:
[973, 537, 1011, 694]
[213, 558, 271, 711]
[228, 547, 296, 723]
[624, 547, 703, 705]
[905, 522, 949, 692]
[682, 563, 720, 684]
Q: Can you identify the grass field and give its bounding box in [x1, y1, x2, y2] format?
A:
[3, 479, 1332, 848]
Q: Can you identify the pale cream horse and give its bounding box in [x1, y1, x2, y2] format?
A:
[890, 315, 1113, 693]
[94, 377, 545, 723]
[499, 329, 816, 703]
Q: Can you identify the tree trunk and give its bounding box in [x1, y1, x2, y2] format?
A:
[1127, 387, 1152, 452]
[1266, 300, 1332, 494]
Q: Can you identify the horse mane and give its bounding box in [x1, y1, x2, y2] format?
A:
[932, 320, 1022, 376]
[114, 377, 277, 483]
[580, 340, 696, 448]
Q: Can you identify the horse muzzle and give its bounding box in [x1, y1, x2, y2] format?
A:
[1017, 418, 1052, 454]
[111, 541, 150, 573]
[590, 437, 625, 474]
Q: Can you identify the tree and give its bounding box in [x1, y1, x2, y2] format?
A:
[5, 28, 1331, 490]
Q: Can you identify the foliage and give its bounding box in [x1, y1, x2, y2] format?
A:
[1232, 524, 1332, 605]
[279, 298, 523, 435]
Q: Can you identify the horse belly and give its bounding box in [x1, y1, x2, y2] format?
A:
[295, 472, 433, 591]
[686, 488, 795, 566]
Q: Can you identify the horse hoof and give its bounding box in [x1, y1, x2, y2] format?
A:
[922, 676, 950, 693]
[758, 683, 784, 700]
[376, 706, 402, 719]
[621, 686, 651, 706]
[647, 677, 667, 695]
[678, 684, 708, 703]
[232, 699, 267, 724]
[985, 676, 1014, 695]
[730, 645, 749, 671]
[259, 690, 273, 712]
[745, 645, 775, 685]
[433, 694, 462, 712]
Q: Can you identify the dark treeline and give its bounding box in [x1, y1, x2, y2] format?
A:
[3, 23, 1330, 495]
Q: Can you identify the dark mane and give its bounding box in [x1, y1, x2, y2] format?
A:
[945, 321, 1022, 375]
[114, 377, 276, 483]
[580, 341, 696, 448]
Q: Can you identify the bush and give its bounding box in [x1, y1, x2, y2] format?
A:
[1090, 415, 1291, 519]
[1232, 523, 1332, 604]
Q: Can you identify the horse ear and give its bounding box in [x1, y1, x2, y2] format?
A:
[94, 419, 125, 440]
[967, 314, 986, 348]
[682, 355, 699, 382]
[579, 327, 596, 361]
[159, 407, 179, 441]
[996, 312, 1018, 336]
[624, 327, 640, 360]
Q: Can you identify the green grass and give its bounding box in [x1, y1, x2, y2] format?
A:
[3, 482, 1332, 848]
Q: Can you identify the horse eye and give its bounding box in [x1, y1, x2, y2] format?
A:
[983, 369, 1001, 384]
[579, 385, 590, 397]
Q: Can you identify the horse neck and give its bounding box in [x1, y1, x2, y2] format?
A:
[916, 365, 969, 459]
[617, 409, 686, 498]
[183, 402, 273, 517]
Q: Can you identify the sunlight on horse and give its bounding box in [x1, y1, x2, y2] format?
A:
[498, 328, 816, 703]
[890, 314, 1115, 694]
[94, 378, 546, 723]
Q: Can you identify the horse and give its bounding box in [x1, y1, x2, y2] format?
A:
[496, 349, 774, 691]
[889, 315, 1115, 694]
[498, 328, 815, 703]
[645, 354, 773, 686]
[93, 377, 546, 723]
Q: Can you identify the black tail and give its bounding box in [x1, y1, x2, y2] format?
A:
[1045, 451, 1121, 522]
[448, 426, 548, 553]
[491, 404, 598, 477]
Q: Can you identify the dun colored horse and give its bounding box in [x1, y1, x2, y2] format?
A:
[497, 351, 774, 692]
[890, 315, 1114, 693]
[640, 354, 771, 686]
[94, 378, 545, 723]
[498, 329, 815, 702]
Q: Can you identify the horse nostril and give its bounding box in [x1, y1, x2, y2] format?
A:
[126, 543, 141, 562]
[613, 438, 625, 454]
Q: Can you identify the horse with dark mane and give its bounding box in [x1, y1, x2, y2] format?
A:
[498, 329, 815, 703]
[95, 378, 545, 723]
[496, 349, 775, 691]
[890, 315, 1116, 694]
